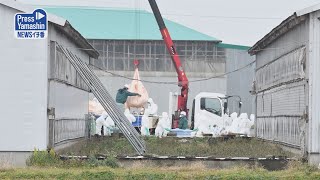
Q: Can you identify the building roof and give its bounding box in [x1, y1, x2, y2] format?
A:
[296, 3, 320, 16]
[0, 0, 99, 58]
[248, 14, 306, 55]
[217, 43, 251, 51]
[44, 6, 220, 42]
[247, 4, 320, 55]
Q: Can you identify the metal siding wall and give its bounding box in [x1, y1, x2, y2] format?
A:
[226, 49, 256, 115]
[255, 21, 309, 148]
[47, 23, 90, 146]
[308, 11, 320, 153]
[48, 80, 88, 145]
[257, 82, 306, 117]
[48, 25, 89, 91]
[256, 77, 306, 146]
[257, 117, 300, 146]
[49, 44, 89, 91]
[256, 20, 309, 69]
[0, 5, 48, 151]
[256, 47, 306, 91]
[48, 25, 90, 118]
[53, 119, 87, 144]
[271, 85, 305, 116]
[48, 81, 88, 119]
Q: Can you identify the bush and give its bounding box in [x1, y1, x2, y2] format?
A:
[102, 156, 119, 168]
[87, 155, 119, 168]
[26, 148, 60, 166]
[26, 148, 120, 168]
[87, 155, 100, 167]
[287, 160, 317, 175]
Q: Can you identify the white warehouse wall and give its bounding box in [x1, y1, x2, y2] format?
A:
[0, 4, 48, 151]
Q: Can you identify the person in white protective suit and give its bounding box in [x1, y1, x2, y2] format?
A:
[228, 112, 240, 134]
[163, 112, 171, 136]
[237, 113, 255, 136]
[124, 109, 136, 123]
[238, 113, 250, 135]
[95, 111, 109, 136]
[145, 98, 158, 116]
[155, 112, 170, 138]
[250, 114, 255, 125]
[194, 114, 214, 137]
[104, 115, 115, 136]
[141, 109, 150, 136]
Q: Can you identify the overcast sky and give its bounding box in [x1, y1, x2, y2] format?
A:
[19, 0, 320, 46]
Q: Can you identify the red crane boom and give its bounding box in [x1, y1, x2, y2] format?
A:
[148, 0, 189, 127]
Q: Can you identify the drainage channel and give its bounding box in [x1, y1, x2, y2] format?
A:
[60, 155, 295, 171]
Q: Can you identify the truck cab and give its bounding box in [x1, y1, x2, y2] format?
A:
[190, 92, 226, 130]
[169, 92, 241, 130]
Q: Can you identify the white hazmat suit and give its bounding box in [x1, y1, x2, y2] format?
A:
[95, 112, 115, 136]
[124, 109, 136, 123]
[145, 98, 158, 115]
[96, 112, 108, 135]
[104, 116, 115, 136]
[141, 109, 150, 136]
[155, 112, 170, 138]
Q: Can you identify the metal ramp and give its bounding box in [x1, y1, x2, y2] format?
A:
[57, 44, 146, 155]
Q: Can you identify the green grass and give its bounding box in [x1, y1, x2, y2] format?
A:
[0, 162, 319, 180]
[58, 136, 294, 158]
[26, 149, 120, 168]
[6, 147, 317, 179]
[8, 137, 313, 179]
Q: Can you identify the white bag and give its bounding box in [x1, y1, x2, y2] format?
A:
[126, 68, 149, 108]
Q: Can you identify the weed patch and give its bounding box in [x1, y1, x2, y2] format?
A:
[26, 149, 119, 169]
[87, 155, 119, 168]
[1, 165, 320, 179]
[58, 137, 295, 158]
[26, 148, 60, 166]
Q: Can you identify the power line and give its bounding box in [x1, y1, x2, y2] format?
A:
[88, 60, 255, 84]
[56, 38, 317, 84]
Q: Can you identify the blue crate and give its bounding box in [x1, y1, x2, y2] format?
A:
[132, 116, 142, 127]
[170, 128, 193, 137]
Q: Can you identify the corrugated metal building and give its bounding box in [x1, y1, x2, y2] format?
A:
[249, 4, 320, 165]
[0, 0, 98, 166]
[46, 7, 255, 115]
[221, 44, 256, 115]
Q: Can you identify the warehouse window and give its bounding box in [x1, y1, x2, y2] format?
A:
[88, 40, 226, 73]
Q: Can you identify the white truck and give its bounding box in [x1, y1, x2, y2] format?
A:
[169, 92, 244, 134]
